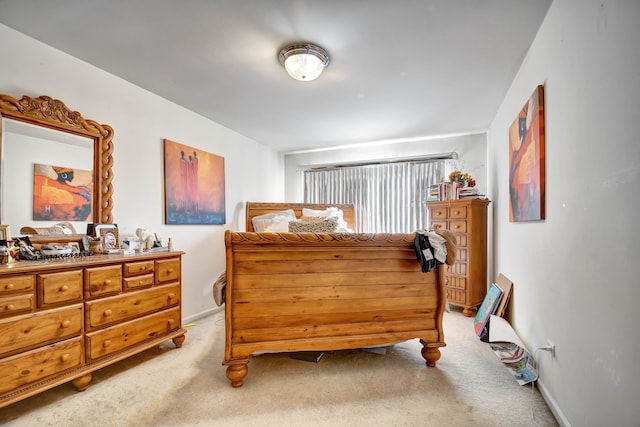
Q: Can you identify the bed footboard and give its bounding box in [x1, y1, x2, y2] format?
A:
[223, 230, 446, 387]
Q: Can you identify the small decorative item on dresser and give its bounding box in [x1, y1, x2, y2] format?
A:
[94, 225, 119, 252]
[449, 170, 475, 187]
[0, 225, 11, 241]
[447, 170, 485, 199]
[0, 246, 8, 264]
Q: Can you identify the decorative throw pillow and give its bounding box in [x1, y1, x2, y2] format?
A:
[288, 218, 337, 233]
[251, 210, 296, 232]
[300, 216, 326, 222]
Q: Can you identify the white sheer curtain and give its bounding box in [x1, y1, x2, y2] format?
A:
[303, 161, 442, 233]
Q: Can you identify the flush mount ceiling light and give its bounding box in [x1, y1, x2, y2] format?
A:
[278, 43, 330, 82]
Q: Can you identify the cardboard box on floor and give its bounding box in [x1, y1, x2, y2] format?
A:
[494, 273, 513, 318]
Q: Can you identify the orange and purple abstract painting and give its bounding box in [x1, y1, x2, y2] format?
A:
[509, 85, 545, 222]
[163, 139, 225, 224]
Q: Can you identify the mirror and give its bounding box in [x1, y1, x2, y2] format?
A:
[0, 94, 114, 234]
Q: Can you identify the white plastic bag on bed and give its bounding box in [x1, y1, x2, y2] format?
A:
[302, 207, 353, 232]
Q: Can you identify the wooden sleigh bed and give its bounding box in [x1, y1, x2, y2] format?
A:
[222, 202, 450, 387]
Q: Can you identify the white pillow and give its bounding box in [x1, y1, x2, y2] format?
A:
[301, 207, 353, 232]
[264, 214, 296, 232]
[251, 210, 296, 232]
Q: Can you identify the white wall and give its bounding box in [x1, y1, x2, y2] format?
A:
[486, 1, 640, 426]
[0, 24, 283, 321]
[284, 133, 487, 201]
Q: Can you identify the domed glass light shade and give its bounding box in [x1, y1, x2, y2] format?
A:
[278, 43, 330, 82]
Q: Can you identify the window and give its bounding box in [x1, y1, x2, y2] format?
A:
[303, 160, 443, 233]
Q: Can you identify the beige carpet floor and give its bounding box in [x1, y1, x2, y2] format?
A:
[0, 308, 558, 427]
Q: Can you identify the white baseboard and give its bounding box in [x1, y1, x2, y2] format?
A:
[183, 305, 224, 324]
[537, 378, 571, 427]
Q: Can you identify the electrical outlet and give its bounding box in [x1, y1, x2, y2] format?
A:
[546, 339, 556, 357]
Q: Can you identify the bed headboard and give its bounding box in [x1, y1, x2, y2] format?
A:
[245, 202, 356, 232]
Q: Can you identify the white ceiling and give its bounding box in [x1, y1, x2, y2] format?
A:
[0, 1, 551, 153]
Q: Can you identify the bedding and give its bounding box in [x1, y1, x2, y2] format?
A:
[301, 206, 353, 232]
[287, 218, 337, 232]
[221, 202, 451, 387]
[251, 209, 296, 232]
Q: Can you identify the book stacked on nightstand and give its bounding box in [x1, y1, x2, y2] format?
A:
[459, 187, 485, 199]
[426, 184, 440, 202]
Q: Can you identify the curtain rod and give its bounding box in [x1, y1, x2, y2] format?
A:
[299, 152, 458, 171]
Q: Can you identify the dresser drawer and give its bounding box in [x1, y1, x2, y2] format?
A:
[0, 275, 34, 296]
[450, 205, 467, 219]
[428, 207, 448, 220]
[156, 258, 181, 284]
[0, 294, 34, 317]
[123, 260, 154, 277]
[123, 273, 155, 290]
[85, 265, 122, 297]
[448, 261, 467, 276]
[0, 304, 83, 358]
[85, 306, 181, 361]
[85, 283, 181, 329]
[430, 220, 448, 231]
[445, 275, 467, 290]
[456, 247, 468, 263]
[446, 288, 467, 304]
[449, 220, 467, 233]
[0, 337, 82, 396]
[38, 270, 83, 307]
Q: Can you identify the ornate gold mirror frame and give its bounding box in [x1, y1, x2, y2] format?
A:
[0, 94, 114, 224]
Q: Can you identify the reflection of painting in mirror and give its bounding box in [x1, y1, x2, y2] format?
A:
[33, 163, 93, 221]
[508, 85, 545, 222]
[163, 139, 226, 225]
[3, 120, 94, 228]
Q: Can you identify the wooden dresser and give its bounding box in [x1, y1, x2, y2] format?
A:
[426, 198, 490, 316]
[0, 251, 186, 408]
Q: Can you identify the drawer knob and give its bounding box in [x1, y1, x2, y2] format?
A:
[60, 285, 69, 292]
[167, 319, 175, 327]
[138, 280, 144, 285]
[167, 268, 174, 273]
[104, 309, 113, 317]
[168, 293, 176, 299]
[104, 280, 111, 285]
[61, 320, 71, 328]
[103, 340, 111, 348]
[5, 283, 14, 290]
[5, 303, 14, 310]
[61, 353, 70, 362]
[141, 266, 147, 270]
